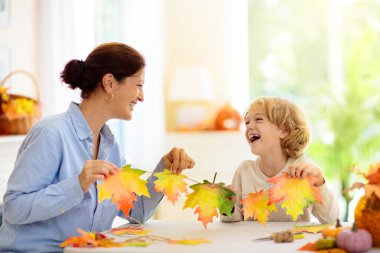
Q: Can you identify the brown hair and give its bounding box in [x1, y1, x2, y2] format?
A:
[60, 42, 145, 98]
[246, 96, 310, 158]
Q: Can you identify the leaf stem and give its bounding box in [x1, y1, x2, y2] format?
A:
[212, 172, 217, 184]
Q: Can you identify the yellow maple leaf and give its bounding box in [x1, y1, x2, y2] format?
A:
[168, 238, 211, 245]
[183, 180, 235, 228]
[97, 164, 150, 218]
[240, 189, 277, 224]
[153, 169, 188, 204]
[292, 223, 330, 234]
[268, 172, 322, 220]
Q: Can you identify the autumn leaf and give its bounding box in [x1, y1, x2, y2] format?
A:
[183, 180, 235, 228]
[240, 189, 277, 224]
[317, 249, 347, 253]
[60, 229, 124, 248]
[153, 169, 188, 204]
[168, 238, 211, 245]
[366, 162, 380, 184]
[268, 172, 322, 220]
[292, 223, 330, 234]
[111, 227, 152, 236]
[121, 240, 150, 247]
[60, 229, 94, 248]
[364, 184, 380, 199]
[350, 162, 380, 198]
[97, 164, 150, 218]
[298, 242, 317, 251]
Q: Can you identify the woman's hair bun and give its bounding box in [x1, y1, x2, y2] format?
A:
[60, 59, 85, 89]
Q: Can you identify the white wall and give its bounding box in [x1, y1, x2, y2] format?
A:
[0, 0, 38, 99]
[164, 0, 249, 114]
[0, 0, 39, 200]
[0, 1, 253, 223]
[156, 132, 253, 220]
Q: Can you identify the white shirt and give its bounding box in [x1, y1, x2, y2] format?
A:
[221, 155, 339, 224]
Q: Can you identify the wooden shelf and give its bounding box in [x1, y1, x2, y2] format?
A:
[0, 135, 26, 144]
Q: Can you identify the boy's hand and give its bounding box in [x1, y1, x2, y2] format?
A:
[288, 163, 325, 187]
[226, 185, 237, 202]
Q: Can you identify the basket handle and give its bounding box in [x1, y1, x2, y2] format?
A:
[0, 69, 41, 102]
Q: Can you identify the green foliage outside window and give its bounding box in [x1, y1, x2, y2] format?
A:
[308, 2, 380, 221]
[248, 0, 380, 220]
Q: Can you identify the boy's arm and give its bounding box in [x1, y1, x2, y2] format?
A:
[311, 181, 339, 224]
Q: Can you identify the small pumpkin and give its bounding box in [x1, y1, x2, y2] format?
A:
[315, 237, 336, 250]
[336, 223, 372, 253]
[322, 219, 347, 238]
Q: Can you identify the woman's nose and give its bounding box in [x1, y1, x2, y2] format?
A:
[138, 90, 144, 102]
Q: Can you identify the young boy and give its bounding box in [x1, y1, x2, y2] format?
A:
[222, 96, 339, 223]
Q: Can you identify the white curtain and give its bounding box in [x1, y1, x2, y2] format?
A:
[38, 0, 96, 116]
[120, 0, 166, 171]
[38, 0, 166, 171]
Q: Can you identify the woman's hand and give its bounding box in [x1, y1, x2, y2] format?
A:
[79, 160, 118, 192]
[163, 147, 195, 174]
[288, 162, 325, 187]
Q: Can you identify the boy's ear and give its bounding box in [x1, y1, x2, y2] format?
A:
[102, 73, 114, 92]
[280, 128, 289, 139]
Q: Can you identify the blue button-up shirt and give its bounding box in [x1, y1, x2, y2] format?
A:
[0, 102, 164, 253]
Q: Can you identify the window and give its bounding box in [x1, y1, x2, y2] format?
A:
[248, 0, 380, 221]
[93, 0, 126, 151]
[248, 0, 328, 105]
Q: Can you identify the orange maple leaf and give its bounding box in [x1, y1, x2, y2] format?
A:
[60, 229, 123, 248]
[153, 169, 188, 204]
[97, 164, 150, 218]
[364, 184, 380, 199]
[366, 162, 380, 184]
[268, 172, 322, 220]
[298, 242, 317, 251]
[183, 180, 235, 228]
[240, 189, 277, 224]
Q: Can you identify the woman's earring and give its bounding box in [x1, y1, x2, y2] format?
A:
[105, 93, 114, 103]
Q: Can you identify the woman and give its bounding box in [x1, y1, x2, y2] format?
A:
[0, 42, 195, 253]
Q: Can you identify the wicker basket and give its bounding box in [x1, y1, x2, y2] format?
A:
[0, 70, 41, 135]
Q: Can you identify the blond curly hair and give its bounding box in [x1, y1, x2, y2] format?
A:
[245, 96, 310, 158]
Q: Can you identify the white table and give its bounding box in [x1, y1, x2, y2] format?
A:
[64, 220, 380, 253]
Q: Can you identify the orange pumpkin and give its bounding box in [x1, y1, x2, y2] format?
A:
[322, 219, 348, 238]
[355, 194, 380, 247]
[214, 104, 242, 131]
